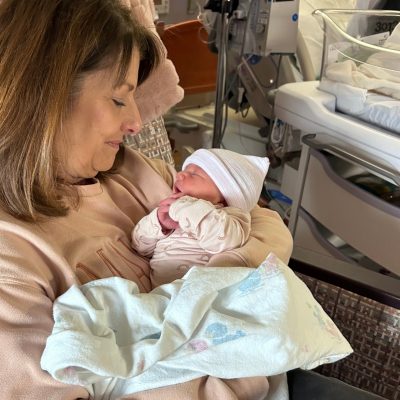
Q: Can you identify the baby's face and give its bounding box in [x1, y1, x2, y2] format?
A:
[174, 164, 225, 205]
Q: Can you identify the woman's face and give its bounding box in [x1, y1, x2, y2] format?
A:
[174, 164, 225, 205]
[58, 51, 142, 183]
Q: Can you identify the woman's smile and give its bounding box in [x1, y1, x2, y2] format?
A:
[105, 140, 123, 150]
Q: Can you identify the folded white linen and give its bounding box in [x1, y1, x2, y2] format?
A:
[360, 93, 400, 133]
[41, 253, 353, 400]
[318, 78, 400, 133]
[319, 78, 368, 113]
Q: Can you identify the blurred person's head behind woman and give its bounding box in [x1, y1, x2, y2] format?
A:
[0, 0, 161, 222]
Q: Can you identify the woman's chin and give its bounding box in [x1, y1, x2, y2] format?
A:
[95, 156, 117, 173]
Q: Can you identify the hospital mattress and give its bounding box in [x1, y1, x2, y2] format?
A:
[274, 80, 400, 173]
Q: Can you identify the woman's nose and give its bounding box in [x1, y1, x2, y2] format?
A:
[121, 101, 142, 135]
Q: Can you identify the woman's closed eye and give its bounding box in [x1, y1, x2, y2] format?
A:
[112, 98, 126, 107]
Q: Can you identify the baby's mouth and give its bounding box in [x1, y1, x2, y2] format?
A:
[173, 184, 181, 194]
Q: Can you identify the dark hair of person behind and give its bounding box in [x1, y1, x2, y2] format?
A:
[0, 0, 162, 222]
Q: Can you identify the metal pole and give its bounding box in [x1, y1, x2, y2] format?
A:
[212, 3, 230, 148]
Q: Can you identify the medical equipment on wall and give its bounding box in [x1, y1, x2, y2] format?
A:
[201, 0, 300, 148]
[223, 0, 299, 56]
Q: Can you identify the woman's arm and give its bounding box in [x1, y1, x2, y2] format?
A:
[207, 206, 293, 267]
[0, 231, 89, 399]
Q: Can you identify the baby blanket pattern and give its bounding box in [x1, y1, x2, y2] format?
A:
[41, 253, 353, 399]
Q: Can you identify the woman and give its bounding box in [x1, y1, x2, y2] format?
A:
[0, 0, 292, 399]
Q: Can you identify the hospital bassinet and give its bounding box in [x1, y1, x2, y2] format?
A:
[314, 9, 400, 134]
[275, 42, 400, 400]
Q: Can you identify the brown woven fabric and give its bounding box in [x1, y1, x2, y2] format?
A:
[296, 273, 400, 400]
[124, 116, 174, 166]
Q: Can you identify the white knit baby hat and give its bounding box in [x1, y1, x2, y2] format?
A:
[182, 148, 270, 212]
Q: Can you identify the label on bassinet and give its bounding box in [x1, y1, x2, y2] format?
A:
[327, 31, 389, 65]
[360, 31, 390, 47]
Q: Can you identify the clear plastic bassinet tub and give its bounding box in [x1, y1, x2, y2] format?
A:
[312, 9, 400, 134]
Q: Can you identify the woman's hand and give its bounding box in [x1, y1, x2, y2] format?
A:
[157, 192, 184, 233]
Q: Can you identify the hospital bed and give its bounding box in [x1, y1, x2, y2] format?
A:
[274, 89, 400, 397]
[273, 9, 400, 399]
[275, 8, 400, 274]
[275, 80, 400, 274]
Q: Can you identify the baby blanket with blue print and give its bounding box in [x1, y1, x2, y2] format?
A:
[41, 253, 353, 400]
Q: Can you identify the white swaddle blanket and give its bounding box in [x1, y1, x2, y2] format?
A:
[41, 253, 352, 400]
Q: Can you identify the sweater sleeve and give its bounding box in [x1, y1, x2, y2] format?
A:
[207, 206, 293, 268]
[169, 197, 251, 254]
[0, 232, 89, 399]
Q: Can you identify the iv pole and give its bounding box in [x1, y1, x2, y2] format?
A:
[211, 0, 235, 148]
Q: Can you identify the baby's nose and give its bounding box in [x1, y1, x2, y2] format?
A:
[176, 171, 186, 181]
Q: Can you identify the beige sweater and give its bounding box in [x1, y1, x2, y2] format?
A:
[0, 148, 293, 399]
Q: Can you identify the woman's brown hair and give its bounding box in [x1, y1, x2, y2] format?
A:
[0, 0, 162, 222]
